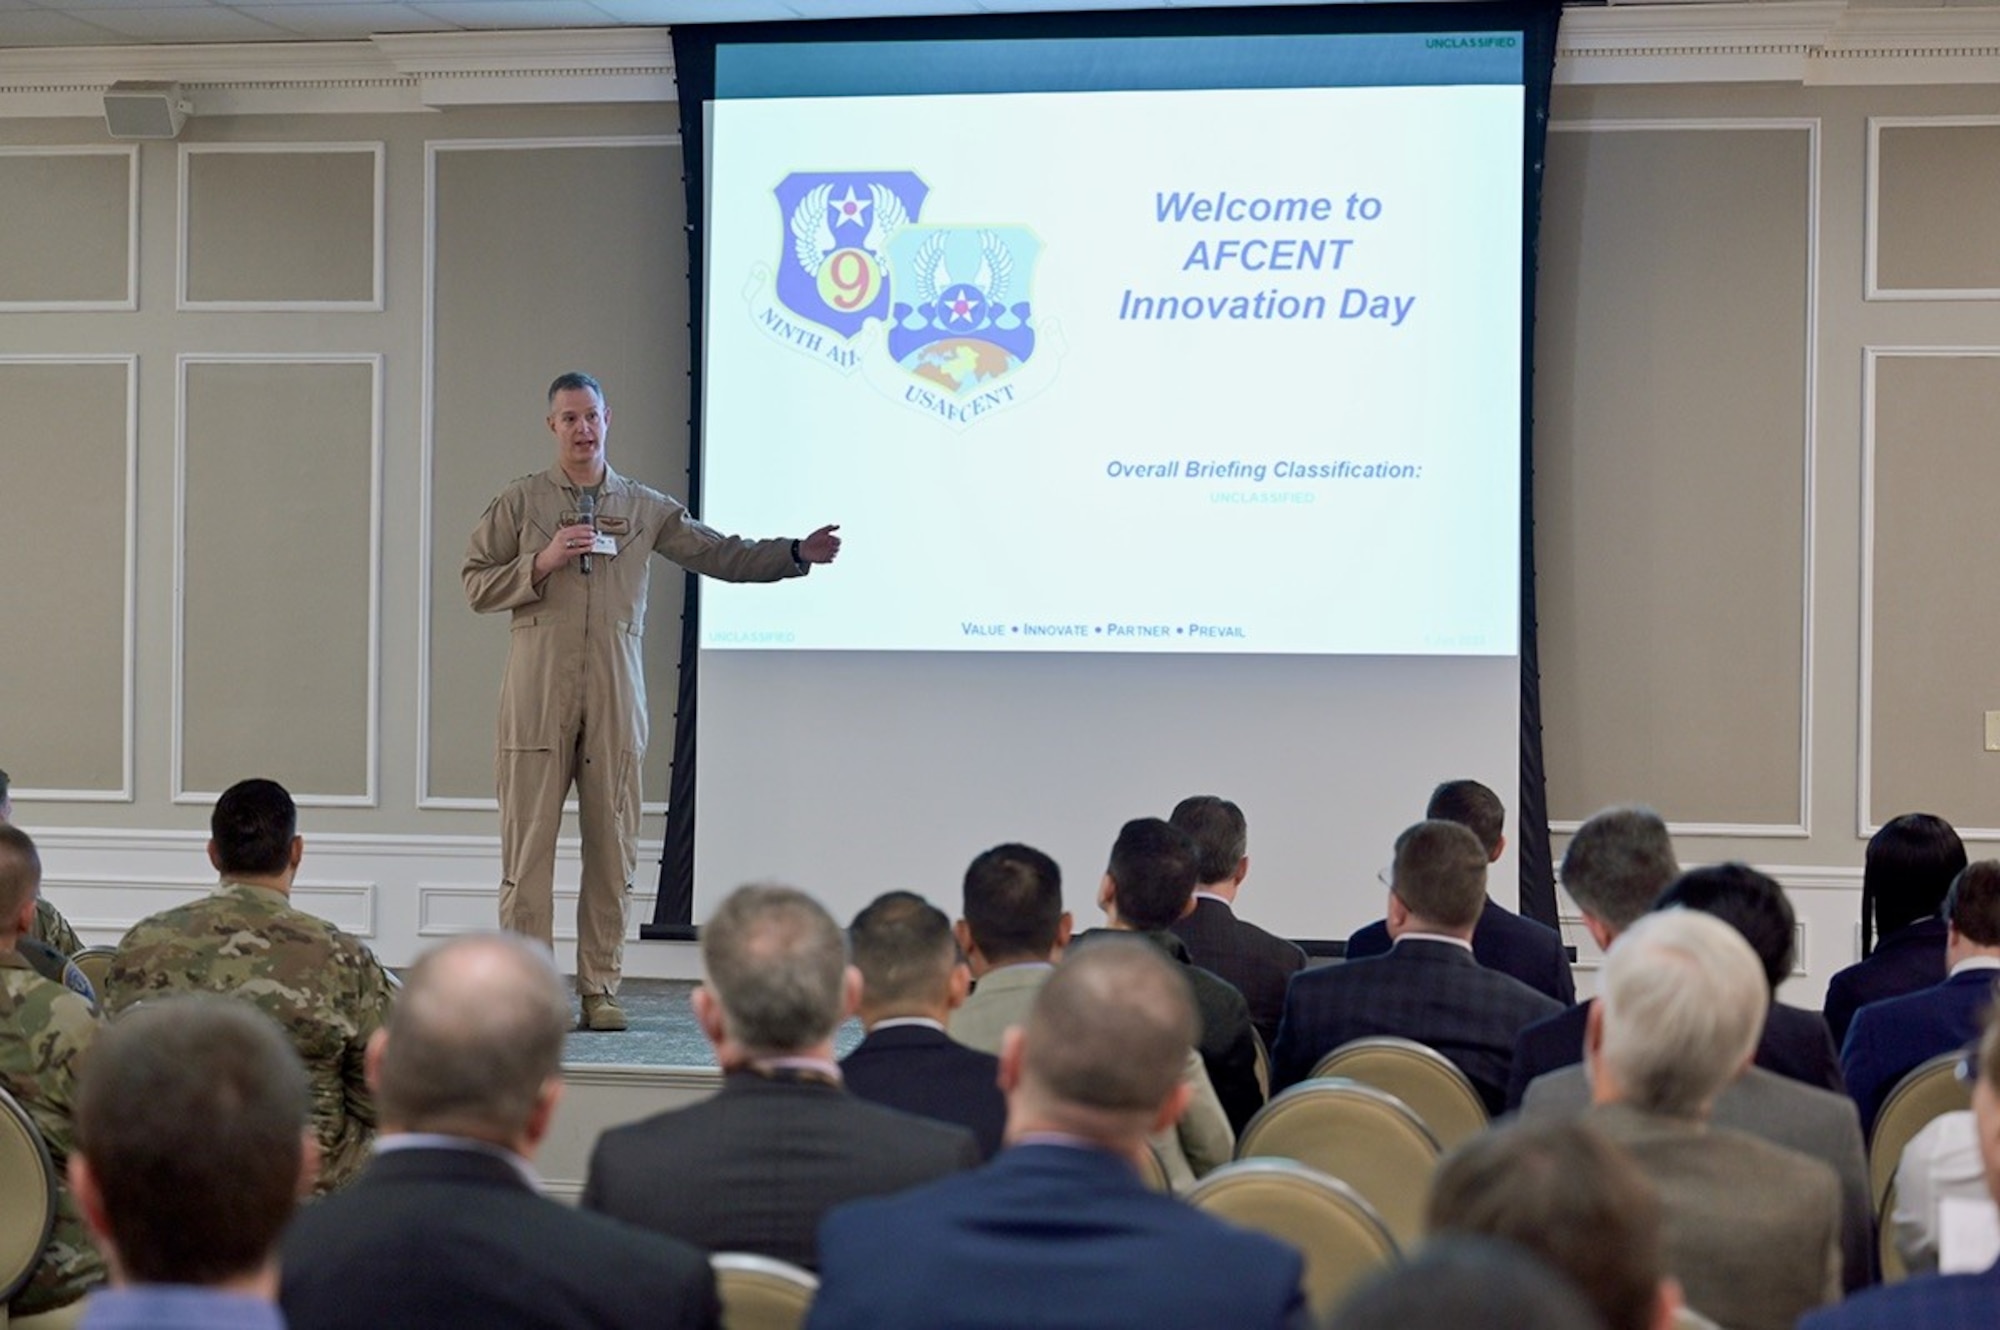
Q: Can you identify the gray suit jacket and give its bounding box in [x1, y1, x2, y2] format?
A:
[1520, 1064, 1873, 1292]
[949, 962, 1232, 1187]
[1582, 1102, 1843, 1330]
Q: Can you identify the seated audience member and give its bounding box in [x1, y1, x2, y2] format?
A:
[1164, 795, 1305, 1047]
[1272, 819, 1562, 1113]
[582, 884, 978, 1268]
[842, 891, 1007, 1159]
[283, 934, 718, 1330]
[1581, 910, 1842, 1330]
[0, 823, 105, 1321]
[1844, 860, 2000, 1137]
[69, 996, 312, 1330]
[950, 842, 1231, 1186]
[1330, 1235, 1604, 1330]
[102, 777, 395, 1193]
[1891, 1106, 1986, 1276]
[1074, 817, 1263, 1134]
[1656, 865, 1844, 1094]
[1802, 1009, 2000, 1329]
[1509, 805, 1679, 1108]
[805, 939, 1308, 1330]
[1345, 779, 1576, 1005]
[1825, 814, 1965, 1049]
[1427, 1119, 1683, 1330]
[0, 765, 91, 1000]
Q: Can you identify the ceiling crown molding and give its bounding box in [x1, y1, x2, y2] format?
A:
[0, 27, 677, 120]
[1558, 1, 2000, 85]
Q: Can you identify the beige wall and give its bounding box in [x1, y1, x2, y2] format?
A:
[5, 31, 2000, 998]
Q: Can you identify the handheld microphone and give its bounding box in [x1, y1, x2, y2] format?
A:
[577, 490, 596, 576]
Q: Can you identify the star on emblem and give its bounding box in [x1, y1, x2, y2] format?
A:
[827, 186, 872, 230]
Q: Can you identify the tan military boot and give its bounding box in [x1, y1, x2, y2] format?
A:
[580, 993, 628, 1032]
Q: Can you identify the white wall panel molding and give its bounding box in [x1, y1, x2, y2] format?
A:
[172, 352, 383, 810]
[33, 825, 695, 974]
[0, 147, 136, 311]
[1856, 345, 2000, 843]
[0, 354, 137, 805]
[177, 142, 385, 312]
[1865, 117, 2000, 301]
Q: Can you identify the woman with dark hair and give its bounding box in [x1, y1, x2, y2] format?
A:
[1822, 813, 1965, 1048]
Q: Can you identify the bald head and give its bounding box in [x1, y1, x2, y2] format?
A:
[375, 933, 569, 1143]
[1018, 939, 1195, 1133]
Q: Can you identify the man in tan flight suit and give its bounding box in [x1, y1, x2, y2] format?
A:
[464, 372, 841, 1031]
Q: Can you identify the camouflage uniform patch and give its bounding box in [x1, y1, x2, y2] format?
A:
[103, 880, 396, 1194]
[0, 950, 106, 1316]
[31, 898, 83, 958]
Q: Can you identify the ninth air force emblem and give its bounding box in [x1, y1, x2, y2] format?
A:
[772, 171, 929, 342]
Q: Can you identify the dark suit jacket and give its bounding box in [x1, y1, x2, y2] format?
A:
[839, 1022, 1006, 1160]
[1507, 997, 1845, 1111]
[1823, 917, 1950, 1050]
[1841, 967, 2000, 1136]
[804, 1142, 1310, 1330]
[280, 1145, 719, 1330]
[1345, 896, 1576, 1005]
[1799, 1260, 2000, 1330]
[580, 1071, 980, 1269]
[1169, 895, 1306, 1047]
[1270, 936, 1562, 1114]
[1073, 928, 1264, 1135]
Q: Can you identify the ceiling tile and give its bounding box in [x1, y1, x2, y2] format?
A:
[589, 0, 797, 21]
[63, 4, 295, 40]
[407, 0, 618, 28]
[0, 8, 127, 42]
[233, 2, 461, 36]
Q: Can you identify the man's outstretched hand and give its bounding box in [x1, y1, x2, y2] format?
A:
[799, 524, 842, 565]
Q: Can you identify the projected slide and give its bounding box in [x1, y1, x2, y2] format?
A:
[701, 79, 1521, 656]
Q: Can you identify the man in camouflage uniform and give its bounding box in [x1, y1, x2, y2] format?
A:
[0, 822, 106, 1319]
[0, 765, 87, 961]
[103, 777, 394, 1193]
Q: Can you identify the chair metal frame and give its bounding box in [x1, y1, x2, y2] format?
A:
[1307, 1035, 1488, 1149]
[0, 1084, 58, 1311]
[710, 1251, 818, 1330]
[1868, 1051, 1973, 1285]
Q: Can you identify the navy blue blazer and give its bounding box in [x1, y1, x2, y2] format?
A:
[1345, 896, 1576, 1006]
[805, 1143, 1310, 1330]
[1823, 917, 1950, 1051]
[1271, 936, 1562, 1115]
[1841, 967, 2000, 1136]
[1798, 1259, 2000, 1330]
[281, 1146, 720, 1330]
[839, 1023, 1007, 1160]
[1508, 998, 1845, 1110]
[1169, 895, 1306, 1048]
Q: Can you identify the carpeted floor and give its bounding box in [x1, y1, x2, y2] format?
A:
[560, 978, 865, 1068]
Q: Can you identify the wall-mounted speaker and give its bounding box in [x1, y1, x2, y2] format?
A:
[104, 81, 191, 140]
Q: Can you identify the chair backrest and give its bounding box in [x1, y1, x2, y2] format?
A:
[1234, 1078, 1441, 1247]
[1135, 1141, 1173, 1194]
[1308, 1036, 1488, 1150]
[0, 1085, 58, 1309]
[67, 947, 116, 997]
[711, 1252, 818, 1330]
[1251, 1027, 1272, 1104]
[1869, 1053, 1971, 1210]
[1185, 1158, 1400, 1323]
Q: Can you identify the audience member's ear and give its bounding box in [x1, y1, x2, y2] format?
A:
[1053, 912, 1073, 955]
[1491, 832, 1507, 865]
[953, 919, 978, 965]
[946, 961, 972, 1009]
[522, 1078, 564, 1152]
[7, 893, 33, 937]
[840, 965, 863, 1018]
[1232, 855, 1250, 887]
[1580, 911, 1617, 953]
[206, 839, 223, 874]
[1096, 873, 1116, 919]
[287, 835, 305, 872]
[1385, 890, 1411, 934]
[691, 984, 727, 1048]
[1582, 998, 1607, 1077]
[363, 1027, 389, 1095]
[1148, 1079, 1194, 1136]
[1651, 1277, 1686, 1330]
[67, 1155, 111, 1246]
[296, 1134, 323, 1199]
[997, 1026, 1025, 1095]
